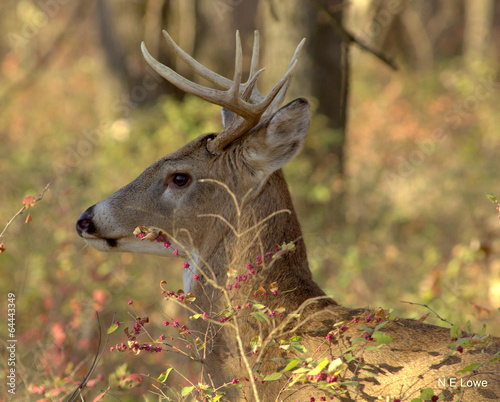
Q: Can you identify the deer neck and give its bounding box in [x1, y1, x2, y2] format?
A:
[189, 170, 327, 312]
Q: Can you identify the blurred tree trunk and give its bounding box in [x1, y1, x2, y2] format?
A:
[193, 1, 236, 77]
[463, 0, 495, 70]
[96, 0, 130, 86]
[95, 0, 169, 101]
[258, 0, 349, 229]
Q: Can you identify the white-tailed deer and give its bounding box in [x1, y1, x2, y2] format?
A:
[77, 31, 499, 401]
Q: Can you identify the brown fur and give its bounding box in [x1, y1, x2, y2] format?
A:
[78, 100, 499, 401]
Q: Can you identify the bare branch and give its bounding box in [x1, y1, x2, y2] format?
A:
[308, 0, 398, 70]
[400, 300, 455, 326]
[0, 183, 50, 243]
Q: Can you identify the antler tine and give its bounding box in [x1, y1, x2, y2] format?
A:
[142, 42, 225, 105]
[227, 31, 245, 114]
[161, 30, 232, 90]
[262, 38, 306, 120]
[208, 38, 304, 153]
[248, 30, 260, 79]
[207, 59, 298, 153]
[142, 41, 254, 118]
[242, 30, 262, 102]
[142, 30, 304, 154]
[240, 31, 268, 104]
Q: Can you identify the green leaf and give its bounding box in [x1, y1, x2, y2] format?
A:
[283, 359, 300, 372]
[263, 372, 283, 381]
[450, 325, 461, 339]
[420, 388, 434, 399]
[250, 336, 261, 348]
[308, 358, 329, 376]
[213, 395, 223, 401]
[327, 358, 343, 374]
[455, 337, 471, 346]
[291, 344, 307, 353]
[181, 386, 195, 396]
[339, 381, 358, 386]
[372, 331, 393, 344]
[253, 303, 266, 310]
[410, 399, 423, 402]
[486, 192, 498, 203]
[251, 312, 268, 322]
[290, 336, 302, 342]
[292, 367, 310, 374]
[107, 323, 119, 334]
[158, 368, 173, 383]
[366, 344, 384, 351]
[358, 325, 373, 334]
[351, 337, 365, 345]
[456, 362, 481, 374]
[374, 320, 389, 332]
[288, 373, 304, 387]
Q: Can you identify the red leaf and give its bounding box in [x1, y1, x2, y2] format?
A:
[419, 313, 430, 322]
[93, 392, 106, 402]
[23, 196, 35, 209]
[121, 373, 145, 387]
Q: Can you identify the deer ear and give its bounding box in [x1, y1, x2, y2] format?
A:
[243, 98, 310, 180]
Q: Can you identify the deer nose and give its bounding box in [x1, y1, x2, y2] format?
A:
[76, 206, 96, 237]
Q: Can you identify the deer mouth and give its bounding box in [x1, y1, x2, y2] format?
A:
[78, 232, 125, 252]
[76, 207, 130, 249]
[105, 238, 118, 247]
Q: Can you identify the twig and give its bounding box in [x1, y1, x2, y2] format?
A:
[309, 0, 398, 70]
[0, 183, 50, 240]
[66, 312, 115, 402]
[400, 300, 454, 326]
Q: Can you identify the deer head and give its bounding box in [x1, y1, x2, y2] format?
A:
[76, 31, 314, 295]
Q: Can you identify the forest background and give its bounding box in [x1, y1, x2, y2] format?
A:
[1, 0, 500, 400]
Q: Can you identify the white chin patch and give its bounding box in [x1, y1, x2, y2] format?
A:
[84, 236, 177, 257]
[115, 237, 173, 256]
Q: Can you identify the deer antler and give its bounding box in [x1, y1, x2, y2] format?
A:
[141, 30, 305, 154]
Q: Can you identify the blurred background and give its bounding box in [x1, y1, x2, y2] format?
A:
[1, 0, 500, 400]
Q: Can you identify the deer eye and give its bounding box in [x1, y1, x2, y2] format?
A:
[172, 173, 191, 188]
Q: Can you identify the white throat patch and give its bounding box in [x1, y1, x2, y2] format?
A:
[182, 254, 200, 293]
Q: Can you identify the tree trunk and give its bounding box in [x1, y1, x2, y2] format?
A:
[258, 0, 349, 228]
[463, 0, 495, 70]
